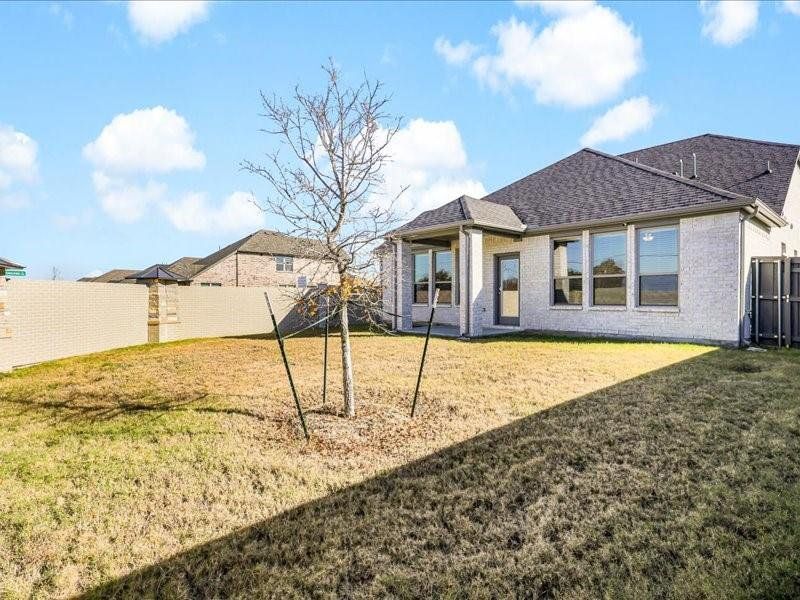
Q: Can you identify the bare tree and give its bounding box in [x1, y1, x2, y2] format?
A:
[243, 61, 404, 418]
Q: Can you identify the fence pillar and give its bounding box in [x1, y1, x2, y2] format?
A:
[0, 272, 12, 372]
[147, 281, 180, 343]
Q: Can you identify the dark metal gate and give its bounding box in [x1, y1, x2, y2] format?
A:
[751, 257, 800, 348]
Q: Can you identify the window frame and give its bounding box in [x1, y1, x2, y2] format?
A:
[591, 230, 627, 307]
[636, 224, 680, 308]
[275, 255, 294, 273]
[433, 249, 454, 306]
[551, 236, 584, 306]
[412, 251, 431, 306]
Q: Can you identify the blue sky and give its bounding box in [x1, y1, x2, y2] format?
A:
[1, 0, 799, 279]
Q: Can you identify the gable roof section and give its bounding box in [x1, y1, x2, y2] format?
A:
[621, 134, 800, 215]
[89, 269, 139, 283]
[480, 148, 750, 230]
[126, 264, 188, 282]
[394, 195, 524, 234]
[167, 256, 204, 279]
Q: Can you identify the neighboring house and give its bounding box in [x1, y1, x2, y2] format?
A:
[382, 134, 800, 346]
[0, 257, 24, 278]
[83, 229, 339, 288]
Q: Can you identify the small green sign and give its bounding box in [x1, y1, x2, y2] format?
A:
[4, 269, 26, 277]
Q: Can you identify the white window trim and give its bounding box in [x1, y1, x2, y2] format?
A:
[635, 223, 680, 309]
[412, 251, 430, 306]
[275, 255, 294, 273]
[590, 230, 628, 308]
[550, 235, 584, 308]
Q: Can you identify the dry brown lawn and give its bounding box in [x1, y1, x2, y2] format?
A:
[0, 331, 798, 598]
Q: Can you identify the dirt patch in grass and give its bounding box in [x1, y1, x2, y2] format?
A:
[1, 333, 798, 598]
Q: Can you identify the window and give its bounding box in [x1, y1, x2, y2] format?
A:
[553, 238, 583, 305]
[275, 256, 293, 272]
[592, 231, 627, 306]
[638, 225, 678, 306]
[200, 282, 222, 287]
[454, 249, 460, 306]
[413, 252, 429, 304]
[434, 250, 453, 305]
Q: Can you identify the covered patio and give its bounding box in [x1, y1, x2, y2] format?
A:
[385, 195, 526, 339]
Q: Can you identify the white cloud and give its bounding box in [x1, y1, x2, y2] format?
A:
[162, 191, 265, 233]
[84, 106, 205, 174]
[49, 3, 74, 29]
[580, 96, 658, 147]
[127, 1, 210, 44]
[92, 171, 167, 223]
[434, 37, 479, 66]
[0, 124, 38, 211]
[0, 124, 38, 188]
[783, 1, 800, 15]
[452, 3, 641, 108]
[700, 1, 758, 46]
[377, 118, 486, 218]
[514, 1, 595, 15]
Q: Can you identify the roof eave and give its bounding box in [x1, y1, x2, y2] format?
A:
[390, 218, 525, 240]
[521, 198, 784, 235]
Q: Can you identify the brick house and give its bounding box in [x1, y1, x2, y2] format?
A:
[382, 134, 800, 346]
[88, 229, 339, 289]
[0, 257, 24, 279]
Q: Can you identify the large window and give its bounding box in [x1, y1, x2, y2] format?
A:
[275, 256, 293, 272]
[592, 231, 627, 306]
[638, 225, 679, 306]
[434, 250, 453, 305]
[413, 252, 429, 304]
[553, 238, 583, 305]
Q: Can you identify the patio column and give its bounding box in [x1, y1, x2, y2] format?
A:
[459, 228, 484, 337]
[394, 239, 413, 331]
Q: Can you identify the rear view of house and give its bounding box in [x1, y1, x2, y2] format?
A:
[382, 134, 800, 346]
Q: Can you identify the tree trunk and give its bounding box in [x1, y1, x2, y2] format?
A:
[339, 301, 356, 417]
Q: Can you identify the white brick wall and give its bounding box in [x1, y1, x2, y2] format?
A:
[384, 211, 749, 344]
[1, 281, 303, 371]
[5, 280, 149, 369]
[478, 212, 742, 344]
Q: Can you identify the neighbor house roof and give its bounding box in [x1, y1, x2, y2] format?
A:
[0, 257, 24, 269]
[392, 134, 794, 236]
[167, 256, 204, 279]
[87, 269, 139, 284]
[126, 264, 188, 282]
[620, 134, 800, 216]
[192, 229, 329, 274]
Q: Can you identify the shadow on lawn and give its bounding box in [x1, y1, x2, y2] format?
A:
[79, 350, 800, 599]
[3, 391, 268, 423]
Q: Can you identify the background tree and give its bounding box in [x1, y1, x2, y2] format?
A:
[243, 62, 404, 418]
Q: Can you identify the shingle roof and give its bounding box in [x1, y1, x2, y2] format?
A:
[126, 264, 188, 282]
[392, 134, 797, 236]
[394, 195, 524, 234]
[620, 134, 800, 215]
[483, 148, 752, 229]
[0, 257, 24, 269]
[195, 229, 329, 271]
[167, 256, 204, 279]
[89, 269, 139, 284]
